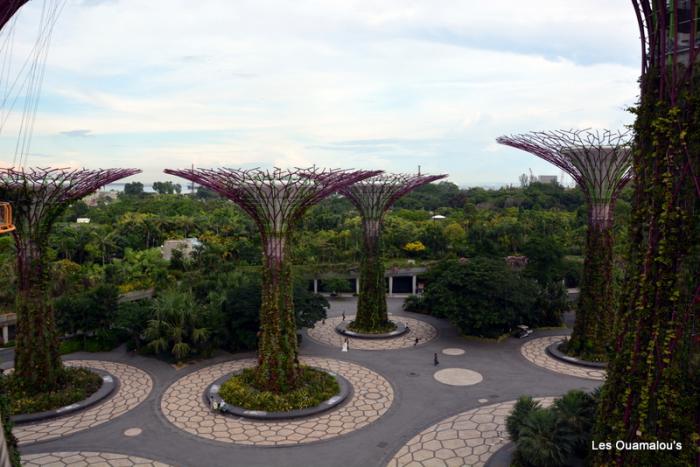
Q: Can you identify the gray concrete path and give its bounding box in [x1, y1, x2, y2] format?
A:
[13, 298, 599, 467]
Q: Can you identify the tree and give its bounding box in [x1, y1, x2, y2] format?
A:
[338, 173, 446, 333]
[165, 167, 379, 393]
[594, 4, 700, 465]
[498, 130, 632, 359]
[152, 181, 181, 195]
[123, 182, 144, 196]
[0, 167, 139, 391]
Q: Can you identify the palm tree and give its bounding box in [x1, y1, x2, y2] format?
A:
[517, 408, 577, 467]
[145, 289, 209, 361]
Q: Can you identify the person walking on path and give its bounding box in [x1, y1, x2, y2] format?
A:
[342, 337, 349, 352]
[434, 353, 439, 366]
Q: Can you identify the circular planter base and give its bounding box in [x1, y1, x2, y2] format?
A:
[206, 369, 351, 420]
[11, 368, 118, 424]
[484, 442, 515, 467]
[335, 320, 408, 339]
[546, 341, 607, 369]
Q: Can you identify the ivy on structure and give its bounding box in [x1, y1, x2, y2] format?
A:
[594, 3, 700, 465]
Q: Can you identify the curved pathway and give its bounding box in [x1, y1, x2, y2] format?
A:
[22, 451, 171, 466]
[14, 360, 153, 445]
[160, 356, 393, 445]
[387, 397, 555, 467]
[307, 314, 437, 350]
[520, 336, 606, 381]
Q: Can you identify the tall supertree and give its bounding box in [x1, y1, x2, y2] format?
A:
[594, 3, 700, 466]
[497, 130, 632, 359]
[165, 167, 380, 393]
[336, 173, 447, 332]
[0, 1, 29, 30]
[0, 167, 140, 391]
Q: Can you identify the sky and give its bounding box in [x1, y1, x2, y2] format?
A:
[0, 0, 641, 187]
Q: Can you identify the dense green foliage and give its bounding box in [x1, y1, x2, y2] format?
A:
[0, 374, 20, 467]
[405, 257, 565, 338]
[219, 366, 339, 412]
[507, 390, 597, 467]
[594, 61, 700, 465]
[0, 367, 102, 415]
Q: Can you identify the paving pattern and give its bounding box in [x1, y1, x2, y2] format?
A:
[387, 397, 555, 467]
[22, 452, 171, 466]
[14, 361, 153, 445]
[433, 368, 483, 386]
[307, 315, 437, 350]
[161, 357, 393, 446]
[520, 336, 606, 381]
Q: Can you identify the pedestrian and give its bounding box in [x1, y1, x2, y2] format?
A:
[434, 352, 439, 366]
[342, 312, 346, 321]
[414, 337, 420, 346]
[342, 338, 349, 352]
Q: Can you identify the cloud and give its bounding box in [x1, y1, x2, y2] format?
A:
[60, 129, 92, 137]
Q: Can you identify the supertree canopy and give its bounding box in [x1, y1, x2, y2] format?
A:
[594, 3, 700, 466]
[0, 167, 140, 391]
[165, 167, 381, 393]
[0, 0, 29, 30]
[337, 173, 447, 332]
[497, 130, 632, 359]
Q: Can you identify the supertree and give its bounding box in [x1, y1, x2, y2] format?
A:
[336, 173, 447, 332]
[497, 130, 632, 359]
[0, 1, 29, 30]
[593, 3, 700, 466]
[164, 167, 381, 393]
[0, 167, 140, 391]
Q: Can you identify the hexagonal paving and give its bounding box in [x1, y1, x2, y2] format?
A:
[386, 397, 555, 467]
[14, 361, 153, 445]
[307, 315, 437, 350]
[22, 451, 171, 466]
[520, 336, 606, 381]
[161, 357, 393, 445]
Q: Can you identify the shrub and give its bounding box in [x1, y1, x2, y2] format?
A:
[506, 396, 540, 442]
[402, 294, 426, 313]
[0, 375, 20, 466]
[1, 368, 102, 415]
[418, 258, 541, 337]
[553, 390, 596, 456]
[218, 366, 339, 412]
[516, 407, 576, 467]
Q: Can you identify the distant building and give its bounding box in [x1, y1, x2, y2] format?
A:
[84, 190, 119, 207]
[161, 238, 202, 261]
[537, 175, 558, 184]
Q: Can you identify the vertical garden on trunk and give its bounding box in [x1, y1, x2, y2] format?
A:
[594, 2, 700, 465]
[0, 168, 140, 391]
[165, 167, 380, 393]
[497, 130, 632, 360]
[338, 173, 446, 333]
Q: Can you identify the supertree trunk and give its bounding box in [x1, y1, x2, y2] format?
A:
[354, 219, 389, 330]
[0, 168, 140, 392]
[497, 131, 632, 360]
[567, 215, 614, 359]
[255, 233, 299, 392]
[13, 232, 61, 391]
[593, 3, 700, 465]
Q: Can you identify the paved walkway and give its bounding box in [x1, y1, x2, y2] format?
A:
[520, 336, 606, 381]
[22, 452, 171, 466]
[307, 314, 437, 350]
[11, 298, 599, 467]
[386, 397, 555, 467]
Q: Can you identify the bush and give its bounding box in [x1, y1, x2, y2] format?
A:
[0, 375, 20, 466]
[1, 367, 102, 415]
[219, 366, 339, 412]
[418, 258, 541, 337]
[516, 407, 577, 467]
[402, 294, 426, 313]
[506, 396, 540, 442]
[509, 390, 598, 467]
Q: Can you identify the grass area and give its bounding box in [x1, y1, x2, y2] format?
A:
[219, 366, 340, 412]
[559, 341, 608, 363]
[1, 367, 103, 416]
[347, 320, 397, 334]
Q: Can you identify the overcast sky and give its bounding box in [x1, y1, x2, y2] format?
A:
[0, 0, 641, 187]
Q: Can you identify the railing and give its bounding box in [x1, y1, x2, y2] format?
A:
[0, 203, 14, 234]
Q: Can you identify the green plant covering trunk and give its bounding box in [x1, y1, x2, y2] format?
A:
[353, 219, 389, 331]
[13, 230, 62, 393]
[567, 222, 614, 360]
[593, 66, 700, 466]
[254, 234, 300, 393]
